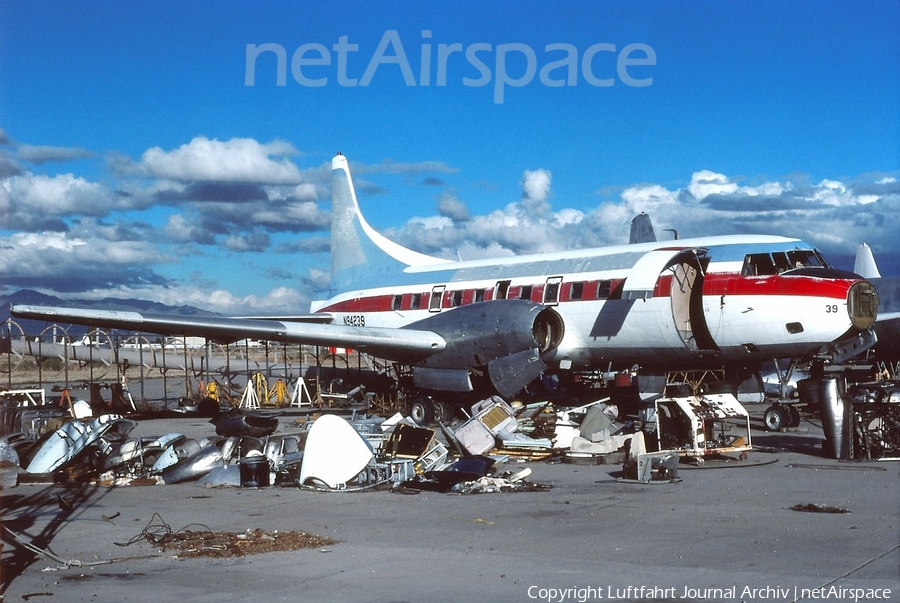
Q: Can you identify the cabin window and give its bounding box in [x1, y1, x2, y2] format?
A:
[598, 280, 612, 299]
[544, 277, 562, 305]
[474, 289, 485, 303]
[570, 282, 584, 300]
[520, 285, 533, 300]
[392, 295, 402, 311]
[451, 290, 463, 307]
[496, 280, 511, 299]
[411, 293, 423, 309]
[430, 286, 445, 311]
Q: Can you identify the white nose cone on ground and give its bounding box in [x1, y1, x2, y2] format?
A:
[299, 414, 374, 489]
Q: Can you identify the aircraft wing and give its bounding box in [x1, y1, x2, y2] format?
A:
[9, 305, 446, 359]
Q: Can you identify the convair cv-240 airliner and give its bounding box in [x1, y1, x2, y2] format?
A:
[12, 153, 879, 404]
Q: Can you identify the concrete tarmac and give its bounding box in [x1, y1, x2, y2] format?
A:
[2, 403, 898, 603]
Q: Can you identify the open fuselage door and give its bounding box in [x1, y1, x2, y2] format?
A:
[669, 255, 715, 353]
[621, 248, 717, 358]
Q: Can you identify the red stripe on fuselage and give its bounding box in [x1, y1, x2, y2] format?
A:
[701, 273, 859, 298]
[317, 273, 858, 315]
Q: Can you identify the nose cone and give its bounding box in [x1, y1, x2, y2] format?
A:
[848, 280, 878, 330]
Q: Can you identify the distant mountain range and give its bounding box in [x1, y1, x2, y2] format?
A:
[1, 289, 218, 336]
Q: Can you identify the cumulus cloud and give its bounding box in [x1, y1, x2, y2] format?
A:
[0, 231, 172, 293]
[0, 151, 24, 179]
[437, 190, 471, 222]
[393, 167, 561, 257]
[520, 168, 552, 215]
[389, 167, 900, 276]
[138, 136, 303, 185]
[688, 170, 739, 199]
[0, 172, 139, 229]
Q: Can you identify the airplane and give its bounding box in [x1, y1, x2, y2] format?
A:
[11, 153, 880, 423]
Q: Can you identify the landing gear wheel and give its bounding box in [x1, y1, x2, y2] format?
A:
[763, 405, 787, 432]
[787, 405, 801, 428]
[433, 400, 453, 425]
[409, 397, 435, 426]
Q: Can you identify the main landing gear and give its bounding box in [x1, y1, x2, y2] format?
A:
[408, 395, 455, 426]
[763, 402, 801, 431]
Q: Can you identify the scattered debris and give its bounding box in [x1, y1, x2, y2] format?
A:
[299, 414, 374, 489]
[116, 513, 336, 558]
[790, 503, 851, 514]
[621, 431, 681, 483]
[210, 407, 281, 438]
[650, 394, 752, 460]
[845, 381, 900, 460]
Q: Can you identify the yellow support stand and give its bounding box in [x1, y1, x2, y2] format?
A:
[269, 379, 290, 406]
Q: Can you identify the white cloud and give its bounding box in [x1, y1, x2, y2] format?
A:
[2, 172, 121, 223]
[139, 136, 303, 184]
[0, 231, 172, 293]
[688, 170, 739, 199]
[520, 168, 552, 214]
[437, 190, 471, 222]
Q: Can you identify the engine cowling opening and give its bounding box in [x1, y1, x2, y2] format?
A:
[533, 306, 565, 356]
[848, 280, 878, 330]
[403, 300, 566, 397]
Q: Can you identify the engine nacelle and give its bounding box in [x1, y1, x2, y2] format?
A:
[402, 299, 565, 397]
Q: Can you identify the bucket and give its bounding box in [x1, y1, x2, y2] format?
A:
[239, 455, 270, 488]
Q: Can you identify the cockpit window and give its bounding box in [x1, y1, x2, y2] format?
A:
[743, 253, 777, 276]
[742, 249, 828, 276]
[787, 250, 826, 269]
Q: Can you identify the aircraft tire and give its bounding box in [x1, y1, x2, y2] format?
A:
[787, 405, 801, 428]
[409, 397, 435, 426]
[433, 400, 454, 425]
[763, 405, 787, 432]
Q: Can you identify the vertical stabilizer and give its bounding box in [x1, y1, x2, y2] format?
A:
[329, 154, 448, 294]
[629, 212, 657, 244]
[854, 243, 881, 279]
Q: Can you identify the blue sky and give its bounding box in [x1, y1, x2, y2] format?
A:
[1, 1, 898, 314]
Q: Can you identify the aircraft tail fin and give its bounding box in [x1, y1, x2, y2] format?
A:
[854, 242, 881, 279]
[629, 212, 657, 244]
[329, 154, 448, 295]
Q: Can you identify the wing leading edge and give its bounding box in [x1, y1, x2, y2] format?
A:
[10, 305, 446, 360]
